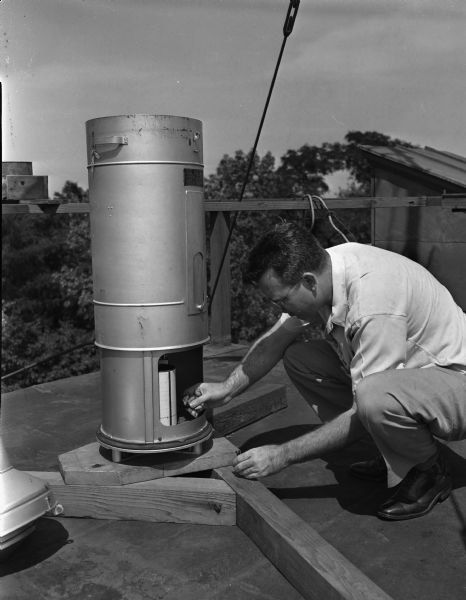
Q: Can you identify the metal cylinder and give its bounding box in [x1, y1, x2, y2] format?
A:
[86, 114, 212, 454]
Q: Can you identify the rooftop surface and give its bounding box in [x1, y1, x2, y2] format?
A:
[2, 346, 466, 600]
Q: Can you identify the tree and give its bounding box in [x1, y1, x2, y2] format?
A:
[53, 181, 88, 204]
[278, 130, 415, 198]
[341, 130, 416, 193]
[205, 151, 286, 342]
[2, 182, 97, 392]
[277, 142, 343, 196]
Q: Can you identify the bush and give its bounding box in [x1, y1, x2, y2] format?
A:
[2, 191, 97, 392]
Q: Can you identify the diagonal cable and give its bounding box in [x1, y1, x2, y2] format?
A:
[208, 0, 300, 311]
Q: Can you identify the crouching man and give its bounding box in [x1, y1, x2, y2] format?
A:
[183, 223, 466, 520]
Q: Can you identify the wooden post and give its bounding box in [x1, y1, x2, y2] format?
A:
[209, 211, 231, 345]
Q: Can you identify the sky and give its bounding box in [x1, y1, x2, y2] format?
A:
[2, 0, 466, 196]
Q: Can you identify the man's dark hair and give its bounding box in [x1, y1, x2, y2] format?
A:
[244, 222, 327, 285]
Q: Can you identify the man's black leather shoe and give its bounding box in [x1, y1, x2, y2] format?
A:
[350, 455, 387, 482]
[377, 452, 452, 521]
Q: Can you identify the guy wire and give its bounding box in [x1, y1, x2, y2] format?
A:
[208, 0, 300, 312]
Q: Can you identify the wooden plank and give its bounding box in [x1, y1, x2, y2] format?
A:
[206, 199, 353, 211]
[209, 382, 287, 436]
[26, 471, 65, 484]
[209, 211, 231, 344]
[215, 466, 394, 600]
[2, 196, 465, 214]
[1, 202, 91, 214]
[204, 196, 466, 211]
[58, 436, 238, 486]
[29, 471, 236, 526]
[374, 205, 466, 243]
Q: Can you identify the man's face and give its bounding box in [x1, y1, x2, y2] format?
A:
[258, 268, 330, 322]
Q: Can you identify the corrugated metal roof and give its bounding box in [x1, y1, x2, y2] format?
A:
[359, 145, 466, 189]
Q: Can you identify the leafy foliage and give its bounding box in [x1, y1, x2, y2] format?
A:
[279, 130, 415, 196]
[277, 142, 341, 196]
[205, 151, 290, 342]
[342, 130, 416, 192]
[2, 182, 97, 392]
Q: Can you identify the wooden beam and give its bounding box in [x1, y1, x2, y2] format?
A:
[208, 211, 231, 344]
[209, 382, 287, 437]
[58, 437, 237, 486]
[29, 471, 236, 526]
[205, 196, 466, 211]
[215, 467, 394, 600]
[1, 202, 91, 214]
[3, 195, 465, 215]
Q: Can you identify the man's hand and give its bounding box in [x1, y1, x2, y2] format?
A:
[182, 382, 232, 417]
[233, 445, 288, 479]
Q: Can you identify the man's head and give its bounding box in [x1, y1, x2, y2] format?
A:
[244, 222, 332, 321]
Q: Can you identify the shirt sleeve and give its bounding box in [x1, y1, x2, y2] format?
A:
[348, 314, 408, 389]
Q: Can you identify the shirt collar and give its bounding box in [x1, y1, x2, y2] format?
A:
[324, 246, 348, 332]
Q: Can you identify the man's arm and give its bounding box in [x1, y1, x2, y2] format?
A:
[233, 316, 410, 478]
[233, 406, 366, 478]
[182, 317, 301, 416]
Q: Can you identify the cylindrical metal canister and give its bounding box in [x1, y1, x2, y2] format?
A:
[86, 114, 212, 454]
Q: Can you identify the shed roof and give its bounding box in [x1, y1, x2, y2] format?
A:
[359, 145, 466, 190]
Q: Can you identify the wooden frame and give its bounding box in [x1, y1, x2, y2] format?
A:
[215, 466, 394, 600]
[2, 194, 465, 214]
[29, 471, 236, 526]
[208, 381, 287, 436]
[27, 435, 395, 600]
[57, 437, 239, 486]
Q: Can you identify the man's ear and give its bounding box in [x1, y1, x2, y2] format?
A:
[302, 272, 317, 293]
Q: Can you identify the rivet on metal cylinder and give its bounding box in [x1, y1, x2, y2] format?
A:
[85, 114, 213, 457]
